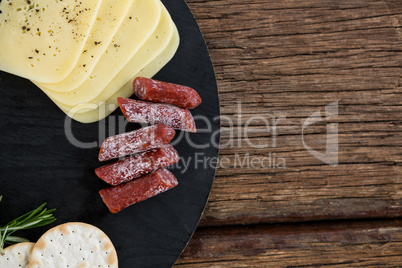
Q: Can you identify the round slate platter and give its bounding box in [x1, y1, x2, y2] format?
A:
[0, 0, 220, 267]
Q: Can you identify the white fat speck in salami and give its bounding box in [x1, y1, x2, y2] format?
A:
[118, 98, 197, 133]
[98, 124, 175, 162]
[95, 145, 180, 186]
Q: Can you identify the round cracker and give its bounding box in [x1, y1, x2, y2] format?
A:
[28, 222, 118, 268]
[0, 242, 35, 267]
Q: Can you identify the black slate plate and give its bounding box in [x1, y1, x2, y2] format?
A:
[0, 0, 220, 267]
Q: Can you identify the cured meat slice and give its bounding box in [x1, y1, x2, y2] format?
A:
[95, 145, 180, 186]
[118, 98, 197, 133]
[133, 77, 202, 109]
[98, 124, 175, 162]
[99, 169, 178, 213]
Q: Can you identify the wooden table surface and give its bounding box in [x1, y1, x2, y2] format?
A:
[175, 0, 402, 267]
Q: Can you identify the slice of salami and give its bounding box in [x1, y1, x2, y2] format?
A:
[95, 145, 180, 186]
[98, 124, 176, 162]
[99, 169, 179, 213]
[133, 77, 202, 109]
[118, 98, 197, 133]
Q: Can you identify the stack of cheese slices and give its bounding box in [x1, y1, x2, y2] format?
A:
[0, 0, 179, 123]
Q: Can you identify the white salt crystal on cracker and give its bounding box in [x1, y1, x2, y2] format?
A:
[0, 242, 35, 268]
[28, 222, 118, 268]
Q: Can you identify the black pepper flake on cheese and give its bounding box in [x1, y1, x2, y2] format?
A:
[28, 57, 33, 59]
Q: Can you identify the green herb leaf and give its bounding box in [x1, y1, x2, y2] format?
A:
[0, 197, 56, 255]
[5, 236, 30, 243]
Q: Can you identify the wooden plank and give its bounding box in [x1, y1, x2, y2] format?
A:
[175, 220, 402, 267]
[185, 0, 402, 226]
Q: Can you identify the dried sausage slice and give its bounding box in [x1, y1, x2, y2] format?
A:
[118, 98, 197, 132]
[99, 169, 179, 213]
[98, 124, 176, 162]
[133, 77, 202, 109]
[95, 145, 180, 186]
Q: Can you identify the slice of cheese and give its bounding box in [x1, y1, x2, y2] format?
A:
[35, 0, 161, 105]
[34, 0, 134, 92]
[63, 28, 180, 124]
[55, 2, 174, 112]
[56, 5, 180, 123]
[0, 0, 102, 83]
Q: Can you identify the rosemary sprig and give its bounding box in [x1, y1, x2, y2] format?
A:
[0, 195, 56, 255]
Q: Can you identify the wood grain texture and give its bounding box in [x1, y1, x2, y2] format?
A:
[185, 0, 402, 226]
[176, 220, 402, 267]
[176, 0, 402, 266]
